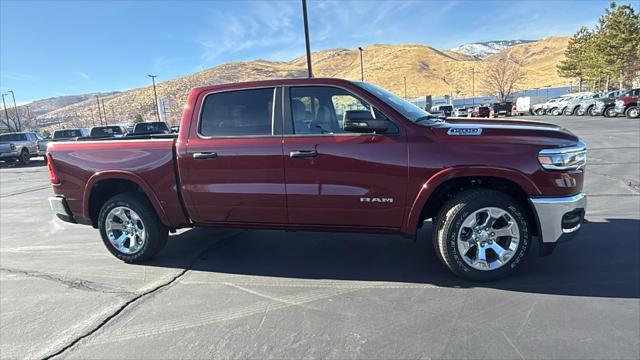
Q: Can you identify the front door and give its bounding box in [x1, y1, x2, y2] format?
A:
[282, 86, 408, 229]
[180, 87, 287, 225]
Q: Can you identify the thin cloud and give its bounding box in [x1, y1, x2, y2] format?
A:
[1, 71, 37, 82]
[75, 71, 95, 83]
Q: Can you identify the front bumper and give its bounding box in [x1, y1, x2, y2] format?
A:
[530, 193, 586, 243]
[49, 196, 76, 223]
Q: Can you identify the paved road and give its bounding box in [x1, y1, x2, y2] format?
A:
[1, 116, 638, 359]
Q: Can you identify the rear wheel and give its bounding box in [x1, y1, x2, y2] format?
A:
[18, 149, 30, 165]
[550, 108, 562, 116]
[432, 189, 531, 281]
[576, 108, 585, 116]
[98, 193, 168, 263]
[604, 107, 617, 118]
[535, 108, 545, 116]
[564, 107, 575, 116]
[625, 106, 639, 119]
[588, 106, 598, 117]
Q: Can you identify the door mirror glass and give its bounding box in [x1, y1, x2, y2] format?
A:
[343, 110, 388, 133]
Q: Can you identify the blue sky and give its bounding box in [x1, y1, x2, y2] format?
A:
[0, 0, 621, 103]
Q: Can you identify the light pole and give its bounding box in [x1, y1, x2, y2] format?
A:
[148, 74, 160, 121]
[1, 94, 11, 130]
[471, 68, 475, 107]
[301, 0, 313, 78]
[95, 95, 103, 125]
[8, 90, 20, 131]
[358, 47, 364, 81]
[403, 76, 407, 98]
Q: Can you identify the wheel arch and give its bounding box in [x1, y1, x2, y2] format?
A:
[83, 171, 170, 228]
[403, 167, 541, 238]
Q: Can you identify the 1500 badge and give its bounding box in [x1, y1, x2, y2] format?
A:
[447, 127, 482, 136]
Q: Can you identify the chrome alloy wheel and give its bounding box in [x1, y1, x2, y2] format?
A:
[457, 207, 520, 271]
[105, 206, 146, 254]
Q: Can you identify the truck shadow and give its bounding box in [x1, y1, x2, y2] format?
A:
[148, 218, 639, 299]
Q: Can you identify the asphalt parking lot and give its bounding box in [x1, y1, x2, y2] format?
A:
[1, 115, 639, 360]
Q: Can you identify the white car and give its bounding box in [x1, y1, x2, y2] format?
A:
[453, 107, 468, 117]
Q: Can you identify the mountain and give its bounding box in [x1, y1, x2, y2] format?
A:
[19, 92, 120, 116]
[35, 37, 570, 129]
[450, 40, 535, 59]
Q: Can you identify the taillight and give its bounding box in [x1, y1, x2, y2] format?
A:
[47, 153, 59, 184]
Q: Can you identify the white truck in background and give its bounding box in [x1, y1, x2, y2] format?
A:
[515, 96, 547, 115]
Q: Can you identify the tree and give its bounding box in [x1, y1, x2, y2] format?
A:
[482, 57, 526, 102]
[132, 114, 144, 124]
[557, 26, 594, 91]
[594, 2, 640, 89]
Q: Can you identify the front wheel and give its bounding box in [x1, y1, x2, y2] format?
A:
[551, 108, 562, 116]
[535, 108, 545, 116]
[98, 193, 168, 263]
[432, 189, 532, 281]
[576, 108, 585, 116]
[564, 107, 575, 116]
[625, 106, 639, 119]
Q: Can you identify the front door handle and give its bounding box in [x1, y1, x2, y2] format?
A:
[193, 152, 218, 160]
[289, 150, 318, 158]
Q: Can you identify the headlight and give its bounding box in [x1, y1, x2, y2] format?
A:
[538, 140, 587, 170]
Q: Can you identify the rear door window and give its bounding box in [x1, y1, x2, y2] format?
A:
[199, 88, 275, 137]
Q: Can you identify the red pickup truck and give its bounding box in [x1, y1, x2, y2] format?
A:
[47, 78, 587, 281]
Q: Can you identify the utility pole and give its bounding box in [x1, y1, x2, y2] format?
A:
[95, 95, 103, 125]
[8, 90, 20, 131]
[301, 0, 313, 78]
[358, 47, 364, 81]
[101, 98, 108, 124]
[148, 74, 160, 121]
[403, 76, 407, 98]
[1, 94, 11, 131]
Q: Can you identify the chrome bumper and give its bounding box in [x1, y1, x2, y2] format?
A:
[49, 196, 76, 223]
[530, 193, 586, 243]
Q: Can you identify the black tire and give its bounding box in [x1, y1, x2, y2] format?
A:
[535, 108, 545, 116]
[564, 107, 575, 116]
[588, 106, 597, 117]
[18, 149, 30, 165]
[625, 106, 639, 119]
[98, 193, 168, 263]
[604, 107, 617, 118]
[432, 189, 532, 281]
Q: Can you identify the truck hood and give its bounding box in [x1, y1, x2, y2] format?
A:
[431, 118, 580, 148]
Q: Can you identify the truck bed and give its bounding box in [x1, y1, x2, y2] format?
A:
[47, 137, 187, 227]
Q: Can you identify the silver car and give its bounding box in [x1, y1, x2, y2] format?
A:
[576, 90, 623, 116]
[0, 132, 42, 165]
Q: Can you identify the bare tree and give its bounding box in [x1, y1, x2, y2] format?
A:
[482, 57, 526, 102]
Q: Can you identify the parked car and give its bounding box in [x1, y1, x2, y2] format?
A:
[89, 125, 128, 138]
[614, 88, 640, 118]
[130, 121, 170, 135]
[471, 106, 490, 118]
[546, 93, 592, 116]
[47, 78, 587, 281]
[430, 105, 453, 117]
[491, 102, 513, 117]
[577, 90, 623, 116]
[564, 93, 599, 116]
[452, 107, 468, 117]
[515, 96, 546, 116]
[52, 128, 90, 141]
[0, 132, 42, 165]
[594, 88, 639, 117]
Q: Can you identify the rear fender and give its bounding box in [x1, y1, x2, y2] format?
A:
[83, 171, 170, 226]
[402, 166, 541, 235]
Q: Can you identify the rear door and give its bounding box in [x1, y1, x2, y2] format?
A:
[179, 87, 288, 224]
[282, 85, 407, 229]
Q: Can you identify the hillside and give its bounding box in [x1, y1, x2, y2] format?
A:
[39, 36, 570, 128]
[450, 40, 535, 59]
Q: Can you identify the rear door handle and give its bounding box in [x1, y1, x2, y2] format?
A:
[289, 150, 318, 158]
[193, 152, 218, 160]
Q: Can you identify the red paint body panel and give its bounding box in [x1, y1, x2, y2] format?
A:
[48, 78, 584, 236]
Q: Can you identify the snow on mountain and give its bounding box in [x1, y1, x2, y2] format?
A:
[450, 40, 535, 59]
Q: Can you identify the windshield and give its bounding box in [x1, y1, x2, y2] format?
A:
[53, 130, 82, 139]
[354, 81, 434, 123]
[90, 126, 123, 136]
[133, 122, 169, 133]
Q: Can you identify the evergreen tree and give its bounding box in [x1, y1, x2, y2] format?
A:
[558, 26, 593, 90]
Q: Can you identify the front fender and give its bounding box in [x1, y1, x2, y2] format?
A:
[402, 166, 541, 235]
[83, 170, 171, 226]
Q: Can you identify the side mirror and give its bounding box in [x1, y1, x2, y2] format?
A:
[343, 110, 388, 133]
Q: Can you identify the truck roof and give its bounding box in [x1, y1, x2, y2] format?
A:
[190, 78, 356, 93]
